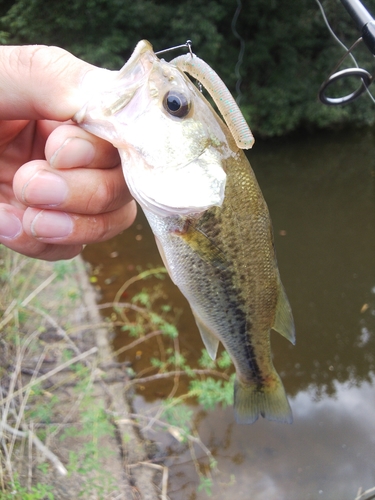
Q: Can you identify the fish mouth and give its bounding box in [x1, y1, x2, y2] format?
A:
[73, 40, 157, 137]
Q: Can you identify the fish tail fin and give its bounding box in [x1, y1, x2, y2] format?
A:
[233, 374, 293, 425]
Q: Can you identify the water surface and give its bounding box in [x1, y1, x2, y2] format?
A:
[83, 127, 375, 499]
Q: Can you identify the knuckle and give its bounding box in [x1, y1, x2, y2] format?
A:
[84, 175, 125, 214]
[83, 202, 136, 243]
[9, 45, 68, 76]
[84, 182, 112, 214]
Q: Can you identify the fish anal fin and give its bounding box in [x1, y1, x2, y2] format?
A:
[192, 309, 220, 360]
[273, 283, 295, 345]
[234, 373, 293, 425]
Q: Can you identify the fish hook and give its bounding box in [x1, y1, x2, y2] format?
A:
[186, 40, 194, 58]
[156, 40, 204, 92]
[155, 40, 194, 57]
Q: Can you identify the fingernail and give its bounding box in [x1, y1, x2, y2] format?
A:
[0, 210, 22, 239]
[50, 137, 95, 169]
[31, 211, 73, 239]
[22, 170, 69, 207]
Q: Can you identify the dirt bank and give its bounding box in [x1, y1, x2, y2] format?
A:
[0, 249, 161, 499]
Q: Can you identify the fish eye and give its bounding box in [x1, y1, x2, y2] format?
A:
[163, 91, 190, 118]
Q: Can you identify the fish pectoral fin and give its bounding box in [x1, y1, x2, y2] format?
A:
[191, 309, 220, 360]
[153, 234, 179, 286]
[176, 224, 228, 271]
[272, 283, 295, 345]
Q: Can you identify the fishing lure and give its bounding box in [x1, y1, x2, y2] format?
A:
[157, 40, 254, 149]
[170, 54, 254, 149]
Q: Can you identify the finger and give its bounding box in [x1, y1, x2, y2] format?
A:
[0, 205, 83, 260]
[22, 201, 137, 244]
[13, 159, 132, 214]
[0, 45, 116, 121]
[0, 120, 62, 173]
[44, 123, 120, 170]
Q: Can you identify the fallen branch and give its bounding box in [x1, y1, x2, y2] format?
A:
[355, 487, 375, 500]
[127, 462, 169, 500]
[0, 422, 67, 476]
[97, 301, 149, 314]
[0, 346, 98, 407]
[113, 330, 164, 357]
[125, 369, 230, 389]
[0, 272, 57, 330]
[119, 413, 214, 460]
[25, 303, 83, 358]
[113, 267, 167, 304]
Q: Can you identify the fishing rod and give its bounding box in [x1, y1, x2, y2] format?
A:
[341, 0, 375, 53]
[319, 0, 375, 105]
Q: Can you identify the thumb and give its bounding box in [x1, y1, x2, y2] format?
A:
[0, 45, 116, 121]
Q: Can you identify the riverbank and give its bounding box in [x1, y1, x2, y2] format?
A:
[0, 248, 161, 499]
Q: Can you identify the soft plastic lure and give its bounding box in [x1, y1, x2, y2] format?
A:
[171, 53, 255, 150]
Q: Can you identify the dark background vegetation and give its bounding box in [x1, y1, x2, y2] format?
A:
[1, 0, 375, 136]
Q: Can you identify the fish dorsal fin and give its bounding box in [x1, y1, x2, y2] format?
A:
[273, 283, 295, 345]
[191, 309, 220, 360]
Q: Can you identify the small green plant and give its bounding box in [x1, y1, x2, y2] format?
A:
[0, 476, 54, 500]
[59, 375, 117, 499]
[189, 374, 235, 410]
[198, 476, 214, 496]
[113, 271, 235, 496]
[161, 400, 195, 440]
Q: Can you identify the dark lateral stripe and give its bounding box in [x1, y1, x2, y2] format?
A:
[241, 318, 263, 383]
[196, 210, 264, 384]
[226, 297, 263, 384]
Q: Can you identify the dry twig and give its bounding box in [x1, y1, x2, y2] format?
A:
[355, 487, 375, 500]
[0, 422, 68, 476]
[0, 347, 98, 407]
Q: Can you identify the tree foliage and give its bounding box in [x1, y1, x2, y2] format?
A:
[1, 0, 375, 136]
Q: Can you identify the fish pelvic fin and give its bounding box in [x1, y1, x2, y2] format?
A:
[192, 309, 220, 360]
[233, 374, 293, 425]
[273, 282, 295, 345]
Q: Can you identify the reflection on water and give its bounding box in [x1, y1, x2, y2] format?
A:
[83, 127, 375, 499]
[250, 128, 375, 403]
[135, 376, 375, 499]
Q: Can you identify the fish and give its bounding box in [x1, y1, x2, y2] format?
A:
[74, 40, 295, 424]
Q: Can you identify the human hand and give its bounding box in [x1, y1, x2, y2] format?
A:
[0, 45, 137, 261]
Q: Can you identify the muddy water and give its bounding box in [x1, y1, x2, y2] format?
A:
[83, 127, 375, 500]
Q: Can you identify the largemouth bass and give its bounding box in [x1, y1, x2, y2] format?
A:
[74, 40, 295, 424]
